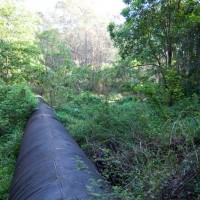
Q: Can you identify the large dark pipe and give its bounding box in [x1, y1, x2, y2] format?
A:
[9, 99, 107, 200]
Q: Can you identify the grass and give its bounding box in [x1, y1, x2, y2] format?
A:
[0, 74, 199, 199]
[0, 82, 38, 199]
[0, 129, 22, 200]
[54, 89, 200, 199]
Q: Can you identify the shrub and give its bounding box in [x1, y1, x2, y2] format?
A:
[0, 82, 38, 199]
[54, 90, 200, 199]
[0, 129, 22, 200]
[0, 82, 38, 135]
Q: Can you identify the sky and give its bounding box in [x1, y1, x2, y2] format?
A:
[23, 0, 125, 17]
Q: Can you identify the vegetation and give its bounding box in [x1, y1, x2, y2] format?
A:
[50, 65, 200, 199]
[0, 82, 38, 199]
[0, 0, 200, 199]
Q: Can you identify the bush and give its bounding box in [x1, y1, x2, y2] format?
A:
[0, 83, 38, 135]
[0, 129, 22, 200]
[0, 82, 38, 199]
[54, 89, 200, 199]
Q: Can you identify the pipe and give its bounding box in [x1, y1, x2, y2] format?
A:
[9, 98, 107, 200]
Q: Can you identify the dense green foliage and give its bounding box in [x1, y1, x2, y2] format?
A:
[0, 83, 38, 135]
[108, 0, 200, 106]
[38, 29, 72, 71]
[0, 0, 200, 199]
[52, 66, 200, 199]
[0, 2, 41, 198]
[0, 0, 44, 85]
[0, 129, 22, 200]
[0, 83, 38, 199]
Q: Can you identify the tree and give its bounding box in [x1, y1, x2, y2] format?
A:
[37, 28, 73, 104]
[46, 0, 117, 68]
[38, 29, 72, 71]
[0, 0, 43, 84]
[108, 0, 200, 104]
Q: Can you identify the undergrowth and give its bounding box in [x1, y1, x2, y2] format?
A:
[0, 130, 22, 200]
[54, 88, 200, 199]
[0, 82, 38, 200]
[1, 66, 199, 199]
